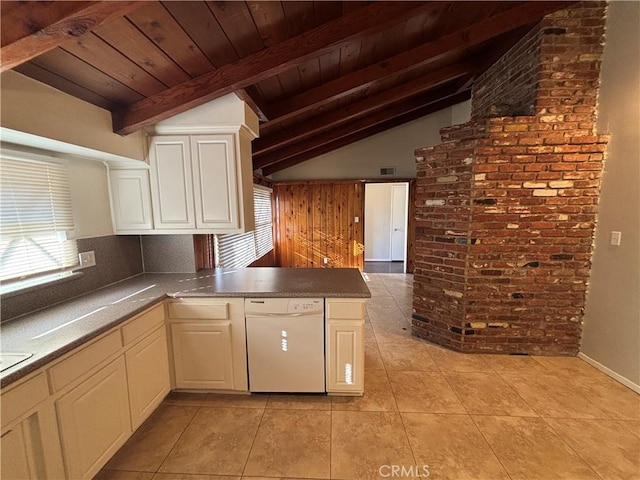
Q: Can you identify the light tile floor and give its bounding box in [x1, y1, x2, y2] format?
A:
[97, 273, 640, 480]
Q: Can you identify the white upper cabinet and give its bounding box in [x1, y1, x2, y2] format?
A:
[191, 134, 238, 230]
[109, 169, 153, 233]
[108, 95, 259, 235]
[148, 135, 196, 230]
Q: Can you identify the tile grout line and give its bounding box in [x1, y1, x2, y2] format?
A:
[239, 401, 268, 478]
[539, 416, 607, 480]
[466, 414, 515, 480]
[394, 272, 514, 479]
[154, 397, 205, 476]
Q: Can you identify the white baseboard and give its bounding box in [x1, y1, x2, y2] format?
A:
[578, 352, 640, 393]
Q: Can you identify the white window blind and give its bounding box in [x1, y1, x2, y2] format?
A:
[0, 155, 78, 282]
[253, 186, 274, 260]
[214, 185, 273, 268]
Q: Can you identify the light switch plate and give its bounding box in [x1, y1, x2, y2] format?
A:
[610, 231, 622, 246]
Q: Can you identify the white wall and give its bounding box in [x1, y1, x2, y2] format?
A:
[581, 1, 640, 388]
[1, 71, 145, 161]
[270, 100, 471, 181]
[0, 71, 138, 239]
[68, 159, 114, 239]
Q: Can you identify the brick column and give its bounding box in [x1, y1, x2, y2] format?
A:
[412, 2, 609, 355]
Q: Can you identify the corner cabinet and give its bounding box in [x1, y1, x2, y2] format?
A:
[325, 299, 366, 395]
[147, 131, 255, 234]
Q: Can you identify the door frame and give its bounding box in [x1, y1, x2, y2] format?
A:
[363, 181, 409, 272]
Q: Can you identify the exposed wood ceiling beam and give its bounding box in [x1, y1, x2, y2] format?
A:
[254, 63, 471, 156]
[112, 1, 444, 135]
[235, 87, 270, 123]
[261, 90, 471, 176]
[0, 1, 147, 73]
[261, 1, 572, 131]
[254, 83, 466, 171]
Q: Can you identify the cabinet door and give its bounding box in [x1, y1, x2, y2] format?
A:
[109, 169, 153, 232]
[1, 410, 64, 480]
[326, 320, 365, 394]
[1, 374, 66, 480]
[171, 322, 234, 390]
[148, 135, 195, 229]
[125, 327, 170, 429]
[1, 425, 31, 479]
[190, 134, 239, 231]
[56, 357, 131, 480]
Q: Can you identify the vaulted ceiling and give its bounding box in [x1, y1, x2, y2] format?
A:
[1, 1, 571, 174]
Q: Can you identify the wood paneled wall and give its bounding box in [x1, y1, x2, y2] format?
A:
[196, 179, 416, 273]
[273, 182, 365, 269]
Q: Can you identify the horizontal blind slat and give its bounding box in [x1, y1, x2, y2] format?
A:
[215, 185, 273, 268]
[0, 156, 79, 282]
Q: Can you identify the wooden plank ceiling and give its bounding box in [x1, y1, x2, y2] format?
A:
[1, 1, 571, 175]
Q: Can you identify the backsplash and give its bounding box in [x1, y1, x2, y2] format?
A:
[1, 235, 143, 321]
[141, 235, 196, 273]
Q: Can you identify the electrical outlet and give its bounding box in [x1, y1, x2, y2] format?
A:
[323, 257, 329, 264]
[78, 250, 96, 268]
[610, 231, 622, 246]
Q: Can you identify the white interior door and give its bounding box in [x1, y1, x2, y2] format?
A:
[364, 182, 408, 262]
[390, 184, 408, 261]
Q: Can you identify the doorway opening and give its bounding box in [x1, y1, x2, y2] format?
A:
[364, 182, 409, 273]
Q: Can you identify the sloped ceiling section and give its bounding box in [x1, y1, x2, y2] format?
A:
[1, 1, 572, 174]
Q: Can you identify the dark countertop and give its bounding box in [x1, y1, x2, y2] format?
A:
[1, 268, 370, 388]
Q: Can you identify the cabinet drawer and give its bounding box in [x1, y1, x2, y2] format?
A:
[48, 330, 122, 393]
[167, 301, 229, 320]
[122, 303, 165, 346]
[1, 372, 49, 429]
[326, 301, 365, 320]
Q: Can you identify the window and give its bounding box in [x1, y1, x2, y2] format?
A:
[214, 185, 274, 268]
[0, 152, 78, 286]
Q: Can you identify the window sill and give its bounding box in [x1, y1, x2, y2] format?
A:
[1, 271, 85, 298]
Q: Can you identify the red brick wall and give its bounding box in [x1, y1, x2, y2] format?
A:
[472, 2, 606, 124]
[472, 26, 541, 118]
[413, 122, 482, 349]
[412, 2, 608, 354]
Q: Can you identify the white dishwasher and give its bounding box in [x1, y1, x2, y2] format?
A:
[245, 298, 325, 393]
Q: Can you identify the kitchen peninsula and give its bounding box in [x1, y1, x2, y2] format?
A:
[1, 267, 369, 479]
[1, 267, 370, 387]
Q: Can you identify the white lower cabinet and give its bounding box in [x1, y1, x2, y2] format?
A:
[325, 299, 366, 395]
[1, 425, 30, 479]
[56, 357, 131, 480]
[167, 298, 248, 391]
[1, 373, 65, 480]
[125, 326, 170, 429]
[171, 322, 234, 389]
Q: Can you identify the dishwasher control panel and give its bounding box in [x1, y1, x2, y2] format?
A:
[245, 298, 324, 316]
[288, 299, 322, 314]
